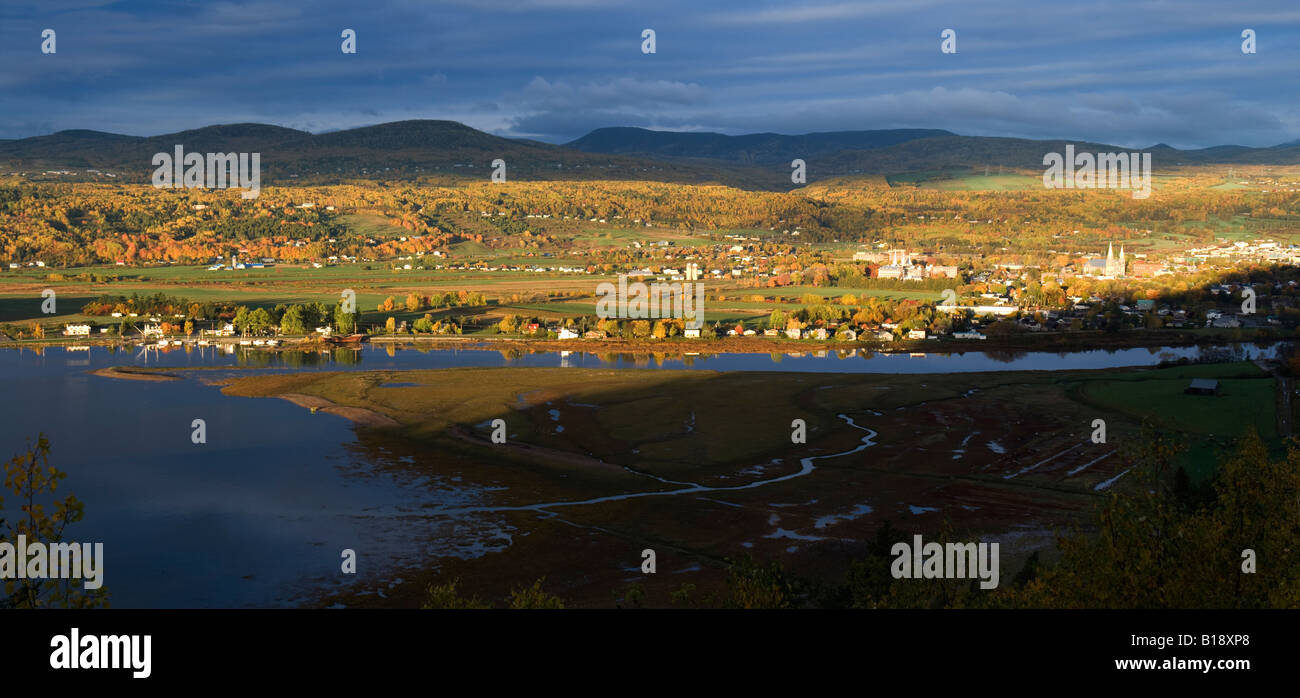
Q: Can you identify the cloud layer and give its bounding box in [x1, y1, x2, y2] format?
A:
[2, 0, 1298, 147]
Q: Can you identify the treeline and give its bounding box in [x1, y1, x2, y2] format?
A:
[496, 314, 717, 339]
[376, 290, 487, 312]
[81, 292, 233, 319]
[381, 314, 464, 335]
[234, 301, 359, 335]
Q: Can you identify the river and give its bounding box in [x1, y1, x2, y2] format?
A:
[0, 340, 1282, 607]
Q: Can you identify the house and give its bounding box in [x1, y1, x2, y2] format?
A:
[764, 328, 781, 337]
[1185, 379, 1220, 396]
[953, 330, 987, 340]
[204, 323, 236, 337]
[785, 328, 802, 339]
[315, 326, 333, 337]
[583, 330, 605, 339]
[837, 329, 857, 341]
[875, 330, 895, 341]
[1129, 261, 1164, 277]
[557, 327, 579, 340]
[907, 329, 928, 340]
[684, 328, 701, 339]
[810, 328, 828, 340]
[62, 324, 91, 336]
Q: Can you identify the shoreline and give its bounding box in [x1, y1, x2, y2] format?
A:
[367, 328, 1292, 356]
[9, 327, 1291, 358]
[88, 365, 182, 381]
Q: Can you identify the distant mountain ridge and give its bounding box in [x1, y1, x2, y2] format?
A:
[566, 127, 954, 164]
[5, 120, 1300, 190]
[0, 120, 771, 187]
[567, 126, 1300, 173]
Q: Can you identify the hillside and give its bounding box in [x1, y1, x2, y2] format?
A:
[0, 120, 786, 189]
[566, 127, 953, 164]
[569, 127, 1300, 175]
[9, 119, 1300, 192]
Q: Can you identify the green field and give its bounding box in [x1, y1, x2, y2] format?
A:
[919, 173, 1042, 191]
[773, 286, 946, 302]
[1073, 361, 1276, 481]
[340, 212, 411, 239]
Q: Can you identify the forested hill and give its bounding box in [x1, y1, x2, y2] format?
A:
[0, 120, 783, 189]
[566, 127, 955, 164]
[8, 120, 1300, 191]
[568, 126, 1300, 173]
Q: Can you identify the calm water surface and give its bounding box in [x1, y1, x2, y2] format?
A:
[0, 341, 1281, 607]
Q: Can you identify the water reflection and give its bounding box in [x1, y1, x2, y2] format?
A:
[1, 340, 1288, 376]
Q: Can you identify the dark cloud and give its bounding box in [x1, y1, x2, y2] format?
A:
[1, 0, 1298, 147]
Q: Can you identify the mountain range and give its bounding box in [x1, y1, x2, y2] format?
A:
[4, 120, 1300, 190]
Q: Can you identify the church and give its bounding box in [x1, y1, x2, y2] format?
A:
[1084, 242, 1126, 278]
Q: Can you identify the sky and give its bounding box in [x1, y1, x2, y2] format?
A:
[2, 0, 1300, 148]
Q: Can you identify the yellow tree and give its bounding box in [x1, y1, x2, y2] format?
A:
[2, 436, 108, 608]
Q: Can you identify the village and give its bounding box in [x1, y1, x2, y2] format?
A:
[44, 240, 1292, 351]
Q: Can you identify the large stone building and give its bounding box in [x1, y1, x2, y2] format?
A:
[876, 249, 925, 280]
[1085, 242, 1126, 278]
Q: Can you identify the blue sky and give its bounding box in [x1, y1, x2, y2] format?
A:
[2, 0, 1299, 148]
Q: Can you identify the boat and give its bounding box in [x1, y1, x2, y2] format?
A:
[324, 333, 369, 345]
